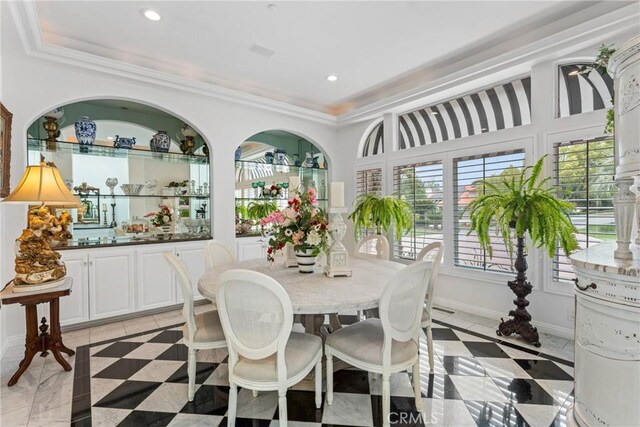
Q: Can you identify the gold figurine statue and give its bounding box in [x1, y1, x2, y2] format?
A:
[14, 205, 72, 286]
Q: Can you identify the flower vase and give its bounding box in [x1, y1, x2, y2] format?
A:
[74, 116, 96, 152]
[294, 248, 317, 273]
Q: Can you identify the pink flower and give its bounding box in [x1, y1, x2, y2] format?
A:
[292, 230, 305, 245]
[307, 188, 317, 205]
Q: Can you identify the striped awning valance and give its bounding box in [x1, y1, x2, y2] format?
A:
[398, 76, 532, 150]
[558, 64, 613, 118]
[361, 121, 384, 157]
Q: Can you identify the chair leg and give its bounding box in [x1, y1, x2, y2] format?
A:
[187, 347, 197, 401]
[315, 356, 322, 409]
[382, 374, 391, 427]
[229, 382, 238, 426]
[426, 325, 434, 371]
[412, 361, 424, 412]
[278, 391, 288, 426]
[252, 390, 259, 397]
[326, 350, 334, 405]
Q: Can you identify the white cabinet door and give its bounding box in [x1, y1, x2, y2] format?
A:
[59, 251, 90, 326]
[89, 250, 135, 320]
[236, 237, 266, 261]
[137, 246, 176, 311]
[176, 243, 206, 302]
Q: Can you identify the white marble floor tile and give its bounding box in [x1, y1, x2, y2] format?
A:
[0, 404, 31, 427]
[421, 398, 477, 426]
[136, 382, 193, 413]
[89, 357, 119, 376]
[269, 421, 321, 427]
[236, 388, 278, 419]
[476, 357, 531, 379]
[453, 330, 490, 342]
[321, 392, 373, 426]
[91, 378, 125, 405]
[30, 363, 75, 416]
[455, 313, 500, 328]
[368, 372, 416, 397]
[154, 314, 185, 328]
[90, 323, 126, 344]
[497, 344, 544, 360]
[124, 343, 172, 360]
[439, 316, 475, 330]
[91, 407, 131, 427]
[128, 360, 185, 383]
[122, 317, 160, 335]
[25, 401, 71, 427]
[202, 363, 229, 386]
[90, 343, 111, 356]
[515, 403, 561, 426]
[536, 380, 575, 406]
[121, 331, 162, 343]
[448, 376, 510, 403]
[168, 413, 224, 427]
[433, 341, 473, 357]
[196, 348, 228, 364]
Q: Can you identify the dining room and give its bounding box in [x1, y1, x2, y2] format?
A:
[0, 1, 639, 427]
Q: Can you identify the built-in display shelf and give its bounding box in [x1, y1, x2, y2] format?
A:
[53, 235, 212, 250]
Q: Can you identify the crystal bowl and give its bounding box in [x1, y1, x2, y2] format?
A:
[120, 184, 144, 195]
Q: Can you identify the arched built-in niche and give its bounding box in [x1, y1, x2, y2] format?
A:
[26, 98, 212, 244]
[234, 129, 329, 236]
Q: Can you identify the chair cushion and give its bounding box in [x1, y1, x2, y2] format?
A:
[326, 319, 417, 367]
[233, 332, 322, 382]
[183, 310, 226, 344]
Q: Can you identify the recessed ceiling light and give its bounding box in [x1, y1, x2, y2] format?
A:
[326, 74, 338, 82]
[141, 9, 161, 21]
[267, 4, 278, 11]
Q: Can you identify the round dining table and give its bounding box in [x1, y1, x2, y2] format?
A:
[197, 256, 404, 334]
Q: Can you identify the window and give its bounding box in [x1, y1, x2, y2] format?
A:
[393, 161, 443, 260]
[553, 138, 615, 282]
[453, 150, 525, 273]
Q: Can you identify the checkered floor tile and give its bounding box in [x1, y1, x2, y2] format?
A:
[70, 318, 574, 426]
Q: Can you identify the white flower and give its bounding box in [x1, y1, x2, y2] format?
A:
[305, 230, 322, 246]
[163, 215, 170, 223]
[285, 228, 293, 236]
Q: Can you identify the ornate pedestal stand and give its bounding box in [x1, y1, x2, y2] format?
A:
[325, 208, 352, 277]
[496, 235, 541, 347]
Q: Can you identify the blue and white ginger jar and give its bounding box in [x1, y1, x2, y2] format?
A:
[74, 116, 96, 146]
[150, 131, 171, 152]
[113, 135, 136, 149]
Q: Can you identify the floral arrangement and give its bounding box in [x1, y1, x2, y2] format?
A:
[262, 183, 285, 198]
[260, 187, 329, 262]
[145, 204, 174, 226]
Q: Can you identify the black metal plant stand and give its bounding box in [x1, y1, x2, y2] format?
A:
[496, 234, 541, 347]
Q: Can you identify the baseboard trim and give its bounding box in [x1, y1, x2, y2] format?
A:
[434, 296, 574, 340]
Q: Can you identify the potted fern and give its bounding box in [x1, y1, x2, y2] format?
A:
[349, 194, 413, 243]
[465, 155, 578, 347]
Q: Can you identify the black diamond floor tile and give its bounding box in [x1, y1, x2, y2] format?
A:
[273, 390, 323, 423]
[464, 400, 530, 427]
[332, 369, 371, 394]
[492, 377, 556, 405]
[430, 328, 460, 341]
[440, 356, 486, 376]
[156, 344, 190, 361]
[95, 380, 162, 409]
[464, 342, 510, 358]
[117, 410, 176, 427]
[218, 417, 272, 426]
[514, 359, 573, 381]
[422, 373, 462, 400]
[93, 358, 151, 380]
[94, 341, 143, 358]
[166, 362, 218, 384]
[371, 395, 425, 427]
[180, 385, 230, 416]
[149, 330, 184, 344]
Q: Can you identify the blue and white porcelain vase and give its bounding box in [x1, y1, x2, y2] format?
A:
[274, 148, 287, 165]
[265, 151, 274, 164]
[234, 146, 242, 161]
[150, 131, 171, 152]
[113, 135, 136, 149]
[293, 153, 301, 167]
[74, 116, 96, 146]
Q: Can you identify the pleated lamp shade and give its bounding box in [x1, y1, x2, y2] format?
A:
[3, 162, 79, 206]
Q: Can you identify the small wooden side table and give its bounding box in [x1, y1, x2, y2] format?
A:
[0, 278, 75, 386]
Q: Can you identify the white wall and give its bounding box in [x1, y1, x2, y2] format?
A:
[0, 11, 338, 356]
[338, 30, 639, 340]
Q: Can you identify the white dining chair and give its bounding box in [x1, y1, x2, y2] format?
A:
[354, 234, 391, 260]
[325, 259, 433, 427]
[416, 242, 444, 371]
[216, 269, 323, 427]
[164, 253, 227, 401]
[204, 239, 236, 270]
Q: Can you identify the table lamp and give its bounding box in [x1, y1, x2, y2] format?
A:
[2, 161, 79, 290]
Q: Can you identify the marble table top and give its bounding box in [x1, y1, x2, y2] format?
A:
[198, 257, 404, 314]
[570, 242, 639, 278]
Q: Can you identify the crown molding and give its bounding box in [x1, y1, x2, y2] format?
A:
[8, 1, 337, 127]
[336, 3, 640, 126]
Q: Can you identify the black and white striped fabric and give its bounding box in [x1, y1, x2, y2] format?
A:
[361, 121, 384, 157]
[558, 64, 613, 118]
[398, 77, 532, 150]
